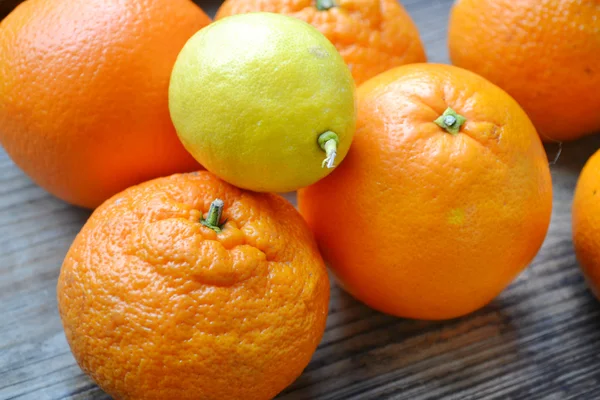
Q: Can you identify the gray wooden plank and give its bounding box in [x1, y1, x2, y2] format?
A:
[2, 0, 600, 399]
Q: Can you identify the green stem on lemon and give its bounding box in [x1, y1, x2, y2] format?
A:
[318, 131, 339, 169]
[201, 199, 226, 233]
[434, 107, 467, 135]
[316, 0, 336, 11]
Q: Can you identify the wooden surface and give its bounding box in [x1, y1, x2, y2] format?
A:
[2, 0, 600, 399]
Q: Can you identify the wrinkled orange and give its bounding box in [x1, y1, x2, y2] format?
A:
[0, 0, 211, 208]
[298, 64, 553, 320]
[216, 0, 427, 85]
[573, 149, 600, 300]
[449, 0, 600, 141]
[57, 171, 330, 400]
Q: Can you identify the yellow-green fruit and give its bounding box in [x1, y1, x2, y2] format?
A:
[169, 12, 356, 192]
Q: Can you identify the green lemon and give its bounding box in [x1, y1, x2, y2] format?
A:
[169, 12, 356, 192]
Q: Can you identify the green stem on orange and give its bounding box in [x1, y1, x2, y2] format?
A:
[201, 199, 226, 233]
[316, 0, 336, 11]
[318, 131, 339, 169]
[434, 107, 466, 135]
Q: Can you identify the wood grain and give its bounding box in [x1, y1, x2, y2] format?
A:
[2, 0, 600, 399]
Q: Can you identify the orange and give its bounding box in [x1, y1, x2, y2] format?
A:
[448, 0, 600, 142]
[57, 171, 330, 400]
[573, 149, 600, 300]
[215, 0, 427, 85]
[0, 0, 211, 209]
[298, 64, 553, 320]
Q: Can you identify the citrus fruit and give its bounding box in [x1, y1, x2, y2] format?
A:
[298, 63, 553, 320]
[448, 0, 600, 142]
[215, 0, 427, 85]
[0, 0, 211, 209]
[573, 149, 600, 300]
[168, 12, 356, 193]
[57, 171, 330, 400]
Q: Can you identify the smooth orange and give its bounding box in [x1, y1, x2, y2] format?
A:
[298, 64, 553, 320]
[449, 0, 600, 141]
[57, 171, 330, 400]
[215, 0, 427, 85]
[573, 149, 600, 300]
[0, 0, 211, 209]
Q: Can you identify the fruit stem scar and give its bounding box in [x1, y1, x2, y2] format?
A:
[201, 199, 226, 233]
[318, 131, 339, 169]
[316, 0, 337, 11]
[444, 115, 457, 126]
[434, 107, 467, 135]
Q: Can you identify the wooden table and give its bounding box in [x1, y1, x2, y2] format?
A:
[2, 0, 600, 399]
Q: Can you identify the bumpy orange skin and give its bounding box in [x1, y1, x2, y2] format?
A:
[449, 0, 600, 142]
[298, 64, 552, 320]
[57, 172, 330, 400]
[0, 0, 211, 209]
[573, 150, 600, 300]
[216, 0, 427, 85]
